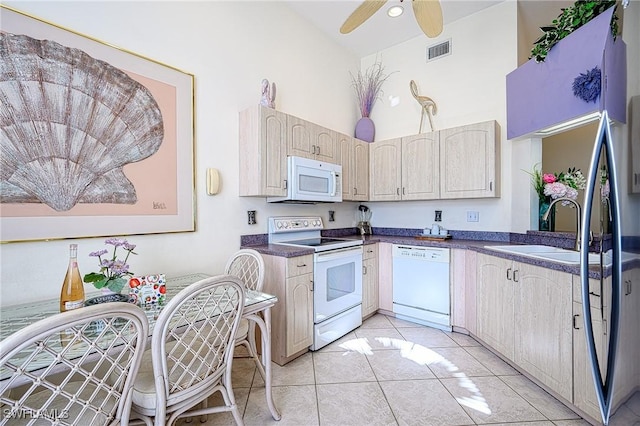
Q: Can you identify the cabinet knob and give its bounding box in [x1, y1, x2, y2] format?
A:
[402, 187, 406, 195]
[311, 145, 316, 154]
[283, 179, 288, 189]
[396, 188, 400, 196]
[573, 314, 581, 329]
[297, 263, 307, 268]
[362, 265, 367, 275]
[317, 146, 320, 155]
[513, 269, 519, 283]
[310, 279, 313, 291]
[506, 268, 512, 281]
[354, 187, 357, 195]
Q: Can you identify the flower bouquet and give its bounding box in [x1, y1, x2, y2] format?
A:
[83, 238, 137, 294]
[528, 165, 586, 231]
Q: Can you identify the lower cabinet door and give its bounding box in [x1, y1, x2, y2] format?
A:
[514, 263, 573, 401]
[285, 273, 313, 356]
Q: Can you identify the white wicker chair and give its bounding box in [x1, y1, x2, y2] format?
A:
[130, 275, 245, 426]
[0, 302, 149, 426]
[224, 249, 265, 374]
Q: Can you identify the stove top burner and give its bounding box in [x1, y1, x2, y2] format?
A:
[275, 237, 362, 252]
[281, 238, 352, 247]
[267, 216, 363, 252]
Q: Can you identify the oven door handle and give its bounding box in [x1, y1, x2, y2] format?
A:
[315, 247, 362, 262]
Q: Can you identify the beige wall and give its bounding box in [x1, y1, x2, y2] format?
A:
[357, 1, 519, 233]
[0, 1, 361, 305]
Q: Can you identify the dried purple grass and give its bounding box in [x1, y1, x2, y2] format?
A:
[350, 62, 392, 118]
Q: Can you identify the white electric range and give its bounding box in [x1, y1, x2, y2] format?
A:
[268, 217, 363, 350]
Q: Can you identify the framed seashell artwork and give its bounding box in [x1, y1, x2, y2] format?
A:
[0, 6, 195, 242]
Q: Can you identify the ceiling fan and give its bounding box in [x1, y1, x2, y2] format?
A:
[340, 0, 444, 38]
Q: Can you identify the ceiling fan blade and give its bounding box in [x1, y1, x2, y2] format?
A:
[340, 0, 388, 34]
[413, 0, 443, 38]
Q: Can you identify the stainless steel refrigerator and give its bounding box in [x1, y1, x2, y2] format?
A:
[580, 108, 640, 425]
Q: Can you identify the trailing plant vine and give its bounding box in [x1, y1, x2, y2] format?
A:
[530, 0, 619, 63]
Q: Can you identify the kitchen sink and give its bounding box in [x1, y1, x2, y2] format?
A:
[483, 245, 637, 266]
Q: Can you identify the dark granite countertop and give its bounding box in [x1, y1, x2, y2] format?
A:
[241, 229, 639, 279]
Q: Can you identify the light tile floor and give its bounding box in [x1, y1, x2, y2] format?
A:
[178, 314, 640, 426]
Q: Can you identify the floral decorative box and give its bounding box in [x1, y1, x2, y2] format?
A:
[128, 274, 166, 305]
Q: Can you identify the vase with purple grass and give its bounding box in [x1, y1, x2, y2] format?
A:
[350, 61, 392, 142]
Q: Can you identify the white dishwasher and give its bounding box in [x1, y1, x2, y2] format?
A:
[392, 245, 451, 331]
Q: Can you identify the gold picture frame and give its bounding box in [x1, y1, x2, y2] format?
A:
[0, 5, 196, 242]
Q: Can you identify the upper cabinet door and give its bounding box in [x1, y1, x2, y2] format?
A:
[402, 132, 439, 200]
[352, 139, 369, 201]
[287, 117, 338, 163]
[369, 138, 402, 201]
[313, 127, 338, 163]
[338, 133, 354, 200]
[439, 120, 500, 199]
[287, 115, 314, 159]
[239, 105, 287, 197]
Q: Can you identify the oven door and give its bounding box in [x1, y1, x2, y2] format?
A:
[313, 246, 363, 324]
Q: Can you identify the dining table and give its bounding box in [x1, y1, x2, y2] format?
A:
[0, 273, 282, 422]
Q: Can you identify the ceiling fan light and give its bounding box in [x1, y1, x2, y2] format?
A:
[387, 5, 404, 18]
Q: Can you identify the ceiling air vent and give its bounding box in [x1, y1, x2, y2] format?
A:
[426, 39, 451, 62]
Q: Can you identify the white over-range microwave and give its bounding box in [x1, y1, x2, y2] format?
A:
[267, 156, 342, 203]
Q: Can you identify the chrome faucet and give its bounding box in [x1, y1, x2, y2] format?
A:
[542, 197, 584, 251]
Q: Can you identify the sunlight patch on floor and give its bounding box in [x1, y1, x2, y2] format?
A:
[335, 333, 492, 415]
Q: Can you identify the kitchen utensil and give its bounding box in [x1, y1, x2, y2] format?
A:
[357, 205, 372, 235]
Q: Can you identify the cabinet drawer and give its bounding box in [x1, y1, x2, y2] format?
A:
[287, 255, 313, 277]
[573, 275, 608, 308]
[363, 244, 378, 260]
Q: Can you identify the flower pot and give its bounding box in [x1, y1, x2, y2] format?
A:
[355, 117, 375, 142]
[539, 198, 556, 232]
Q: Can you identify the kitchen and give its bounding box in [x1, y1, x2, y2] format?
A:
[1, 0, 639, 425]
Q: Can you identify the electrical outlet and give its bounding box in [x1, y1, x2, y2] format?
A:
[435, 210, 442, 222]
[467, 211, 479, 222]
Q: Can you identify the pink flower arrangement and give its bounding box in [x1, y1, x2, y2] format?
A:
[528, 165, 586, 205]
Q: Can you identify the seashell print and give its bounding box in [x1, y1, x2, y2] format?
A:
[0, 32, 164, 211]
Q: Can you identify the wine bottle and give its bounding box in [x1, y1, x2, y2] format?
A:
[60, 244, 85, 312]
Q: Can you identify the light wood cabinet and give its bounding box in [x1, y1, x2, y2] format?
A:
[338, 133, 369, 201]
[369, 138, 402, 201]
[514, 262, 573, 401]
[476, 253, 573, 400]
[630, 95, 640, 193]
[451, 249, 477, 334]
[476, 253, 515, 360]
[285, 273, 314, 356]
[613, 266, 640, 408]
[362, 244, 379, 318]
[439, 120, 500, 199]
[239, 105, 288, 197]
[377, 242, 393, 313]
[402, 133, 440, 200]
[287, 115, 338, 163]
[263, 253, 313, 365]
[573, 276, 609, 421]
[369, 132, 438, 201]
